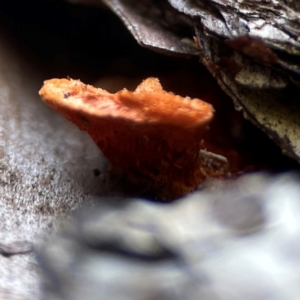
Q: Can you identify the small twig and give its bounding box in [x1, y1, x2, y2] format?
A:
[199, 149, 228, 163]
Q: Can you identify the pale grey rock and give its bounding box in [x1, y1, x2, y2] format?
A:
[39, 173, 300, 300]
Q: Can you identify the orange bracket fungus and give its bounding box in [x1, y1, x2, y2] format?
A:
[39, 77, 218, 200]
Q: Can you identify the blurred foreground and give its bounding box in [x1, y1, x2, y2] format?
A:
[39, 173, 300, 300]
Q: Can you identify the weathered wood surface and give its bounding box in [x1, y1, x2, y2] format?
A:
[0, 31, 113, 299]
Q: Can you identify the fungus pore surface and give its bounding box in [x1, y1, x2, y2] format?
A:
[39, 77, 216, 200]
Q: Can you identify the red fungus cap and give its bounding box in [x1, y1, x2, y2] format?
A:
[39, 77, 215, 200]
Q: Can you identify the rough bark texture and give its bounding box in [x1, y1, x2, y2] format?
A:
[171, 0, 300, 163]
[102, 0, 198, 56]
